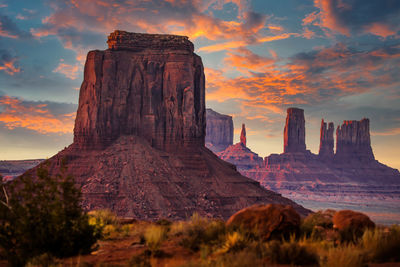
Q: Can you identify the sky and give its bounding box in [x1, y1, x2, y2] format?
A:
[0, 0, 399, 169]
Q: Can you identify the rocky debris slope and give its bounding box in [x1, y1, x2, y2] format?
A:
[23, 31, 310, 220]
[205, 109, 233, 153]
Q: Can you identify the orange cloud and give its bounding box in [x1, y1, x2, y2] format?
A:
[366, 23, 397, 38]
[309, 0, 399, 38]
[53, 60, 80, 80]
[199, 33, 298, 52]
[0, 58, 20, 75]
[206, 43, 400, 114]
[0, 96, 75, 134]
[224, 47, 275, 73]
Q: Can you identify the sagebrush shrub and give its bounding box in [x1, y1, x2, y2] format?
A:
[0, 166, 99, 266]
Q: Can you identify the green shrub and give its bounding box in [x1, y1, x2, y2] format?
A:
[0, 167, 99, 266]
[301, 210, 334, 239]
[320, 245, 365, 267]
[361, 226, 400, 262]
[180, 213, 226, 251]
[264, 239, 319, 266]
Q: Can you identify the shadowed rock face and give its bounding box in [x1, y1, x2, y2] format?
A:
[205, 109, 233, 153]
[23, 31, 310, 220]
[284, 108, 306, 153]
[74, 31, 205, 152]
[335, 119, 374, 162]
[319, 119, 334, 160]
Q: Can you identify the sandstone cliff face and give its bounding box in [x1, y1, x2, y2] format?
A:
[205, 109, 233, 153]
[284, 108, 306, 153]
[319, 119, 334, 160]
[335, 119, 375, 162]
[74, 30, 205, 151]
[23, 31, 310, 220]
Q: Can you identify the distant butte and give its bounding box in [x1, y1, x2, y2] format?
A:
[206, 108, 400, 218]
[21, 31, 310, 220]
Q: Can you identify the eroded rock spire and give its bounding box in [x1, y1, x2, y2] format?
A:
[240, 123, 247, 146]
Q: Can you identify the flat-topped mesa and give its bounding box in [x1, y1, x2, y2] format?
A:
[107, 30, 194, 52]
[240, 123, 247, 146]
[335, 118, 375, 162]
[205, 109, 233, 153]
[319, 119, 334, 160]
[284, 108, 306, 153]
[74, 31, 205, 151]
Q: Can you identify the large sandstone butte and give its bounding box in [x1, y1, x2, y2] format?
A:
[205, 109, 233, 153]
[24, 31, 309, 220]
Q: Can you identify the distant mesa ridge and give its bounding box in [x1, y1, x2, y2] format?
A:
[20, 30, 310, 220]
[205, 107, 400, 202]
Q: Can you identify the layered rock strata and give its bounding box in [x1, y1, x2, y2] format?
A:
[319, 119, 334, 160]
[205, 109, 233, 153]
[217, 123, 263, 170]
[75, 30, 204, 151]
[23, 31, 310, 220]
[284, 108, 306, 153]
[335, 119, 374, 162]
[208, 108, 400, 224]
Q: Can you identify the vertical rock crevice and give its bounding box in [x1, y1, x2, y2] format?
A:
[319, 119, 334, 160]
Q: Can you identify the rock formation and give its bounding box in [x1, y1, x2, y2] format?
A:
[75, 30, 204, 151]
[240, 123, 246, 146]
[0, 159, 43, 181]
[319, 119, 334, 160]
[226, 204, 301, 241]
[217, 143, 264, 170]
[205, 109, 233, 153]
[22, 31, 310, 220]
[210, 108, 400, 224]
[217, 123, 263, 170]
[284, 108, 306, 153]
[335, 119, 375, 162]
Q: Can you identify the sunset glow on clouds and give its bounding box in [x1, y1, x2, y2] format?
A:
[0, 0, 399, 168]
[0, 96, 75, 134]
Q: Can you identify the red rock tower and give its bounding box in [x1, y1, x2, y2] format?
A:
[284, 108, 306, 153]
[240, 123, 246, 146]
[74, 31, 205, 151]
[335, 118, 375, 162]
[319, 119, 334, 160]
